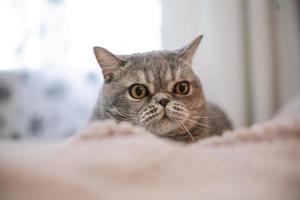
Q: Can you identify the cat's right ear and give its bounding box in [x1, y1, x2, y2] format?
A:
[93, 47, 125, 82]
[178, 35, 203, 63]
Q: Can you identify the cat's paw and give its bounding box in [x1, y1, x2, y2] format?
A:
[73, 120, 147, 141]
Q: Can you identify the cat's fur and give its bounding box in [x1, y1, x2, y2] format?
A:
[90, 35, 232, 142]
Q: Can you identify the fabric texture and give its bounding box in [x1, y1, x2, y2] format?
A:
[0, 115, 299, 200]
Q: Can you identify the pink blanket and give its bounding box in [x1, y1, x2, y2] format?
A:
[0, 117, 300, 200]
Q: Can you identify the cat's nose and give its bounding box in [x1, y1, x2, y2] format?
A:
[158, 99, 170, 107]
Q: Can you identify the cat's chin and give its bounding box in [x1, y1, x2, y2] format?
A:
[148, 117, 180, 136]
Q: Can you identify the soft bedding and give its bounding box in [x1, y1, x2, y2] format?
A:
[0, 116, 299, 200]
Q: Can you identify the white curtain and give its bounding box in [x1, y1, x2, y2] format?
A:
[160, 0, 300, 127]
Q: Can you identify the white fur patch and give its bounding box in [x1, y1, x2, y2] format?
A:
[148, 71, 155, 93]
[175, 67, 182, 80]
[165, 67, 172, 81]
[148, 71, 155, 83]
[137, 71, 147, 83]
[167, 81, 176, 92]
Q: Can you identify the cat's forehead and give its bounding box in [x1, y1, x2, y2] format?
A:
[123, 51, 178, 68]
[124, 52, 181, 76]
[120, 51, 196, 92]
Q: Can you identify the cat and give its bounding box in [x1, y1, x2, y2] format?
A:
[90, 35, 232, 142]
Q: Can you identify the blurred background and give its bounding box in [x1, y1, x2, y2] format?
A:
[0, 0, 299, 140]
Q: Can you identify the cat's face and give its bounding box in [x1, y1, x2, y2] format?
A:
[94, 36, 206, 136]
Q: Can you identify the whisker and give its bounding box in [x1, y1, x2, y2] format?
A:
[197, 115, 224, 119]
[175, 119, 195, 142]
[149, 121, 155, 133]
[185, 118, 209, 128]
[185, 119, 220, 136]
[189, 110, 224, 119]
[197, 100, 206, 108]
[185, 118, 216, 131]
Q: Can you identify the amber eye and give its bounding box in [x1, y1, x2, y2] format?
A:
[174, 81, 190, 95]
[129, 84, 148, 99]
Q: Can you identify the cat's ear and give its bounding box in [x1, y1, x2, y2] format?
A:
[93, 46, 125, 82]
[178, 35, 203, 63]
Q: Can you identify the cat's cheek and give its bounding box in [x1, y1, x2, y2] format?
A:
[165, 103, 189, 122]
[138, 105, 164, 126]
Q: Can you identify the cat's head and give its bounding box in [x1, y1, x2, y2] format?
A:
[93, 35, 206, 136]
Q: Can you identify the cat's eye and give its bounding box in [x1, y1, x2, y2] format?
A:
[129, 84, 148, 99]
[174, 81, 190, 95]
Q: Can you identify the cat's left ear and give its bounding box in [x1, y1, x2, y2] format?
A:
[178, 35, 203, 63]
[93, 46, 126, 82]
